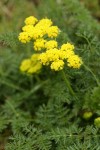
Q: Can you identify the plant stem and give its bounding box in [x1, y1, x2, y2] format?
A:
[84, 64, 100, 86]
[7, 100, 19, 117]
[61, 70, 76, 97]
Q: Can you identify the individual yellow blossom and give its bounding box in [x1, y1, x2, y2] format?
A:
[39, 48, 61, 66]
[61, 43, 74, 51]
[94, 117, 100, 127]
[46, 48, 60, 62]
[33, 18, 53, 39]
[67, 55, 83, 69]
[36, 18, 52, 28]
[47, 26, 59, 38]
[34, 38, 47, 51]
[20, 59, 31, 72]
[83, 111, 93, 120]
[50, 60, 64, 71]
[31, 26, 45, 39]
[20, 54, 42, 74]
[22, 25, 34, 32]
[28, 63, 42, 73]
[45, 40, 58, 49]
[31, 54, 41, 61]
[24, 16, 38, 25]
[18, 32, 31, 43]
[38, 53, 49, 65]
[30, 54, 42, 73]
[60, 50, 74, 60]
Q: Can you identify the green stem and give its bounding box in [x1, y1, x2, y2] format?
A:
[7, 100, 19, 117]
[61, 70, 76, 97]
[84, 64, 100, 86]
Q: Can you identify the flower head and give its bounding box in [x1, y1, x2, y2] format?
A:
[47, 26, 59, 38]
[18, 32, 31, 43]
[45, 40, 58, 50]
[20, 54, 42, 74]
[34, 38, 47, 51]
[50, 60, 64, 71]
[61, 43, 74, 51]
[25, 16, 38, 25]
[20, 59, 31, 72]
[67, 55, 83, 69]
[22, 25, 34, 32]
[19, 16, 83, 72]
[36, 18, 52, 28]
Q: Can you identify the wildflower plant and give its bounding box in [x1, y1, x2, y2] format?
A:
[0, 0, 100, 149]
[19, 16, 83, 97]
[19, 16, 83, 72]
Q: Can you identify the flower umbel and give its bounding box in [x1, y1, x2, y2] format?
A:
[45, 40, 58, 50]
[20, 54, 42, 74]
[19, 16, 83, 72]
[34, 38, 47, 51]
[24, 16, 38, 25]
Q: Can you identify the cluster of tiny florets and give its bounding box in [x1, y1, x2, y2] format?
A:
[18, 16, 59, 43]
[19, 16, 83, 73]
[39, 44, 82, 71]
[20, 54, 42, 74]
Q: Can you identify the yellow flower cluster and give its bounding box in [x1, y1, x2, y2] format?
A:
[51, 60, 64, 71]
[24, 16, 38, 25]
[34, 38, 47, 51]
[33, 39, 58, 51]
[39, 43, 83, 71]
[45, 40, 58, 50]
[19, 16, 83, 73]
[18, 16, 59, 43]
[20, 54, 42, 74]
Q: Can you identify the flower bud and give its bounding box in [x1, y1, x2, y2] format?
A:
[83, 111, 93, 120]
[94, 117, 100, 127]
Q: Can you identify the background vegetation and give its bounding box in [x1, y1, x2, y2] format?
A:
[0, 0, 100, 149]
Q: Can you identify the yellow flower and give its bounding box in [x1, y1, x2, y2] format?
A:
[33, 18, 53, 39]
[34, 38, 47, 51]
[36, 18, 52, 28]
[39, 48, 60, 66]
[30, 54, 42, 73]
[45, 40, 58, 49]
[19, 17, 60, 42]
[60, 50, 74, 60]
[24, 16, 38, 25]
[22, 25, 34, 32]
[20, 54, 42, 74]
[18, 16, 83, 72]
[94, 117, 100, 127]
[47, 26, 59, 38]
[31, 54, 41, 61]
[61, 43, 74, 51]
[50, 60, 64, 71]
[18, 32, 31, 43]
[38, 53, 49, 65]
[31, 26, 45, 39]
[28, 63, 42, 73]
[46, 48, 60, 62]
[20, 59, 31, 72]
[67, 55, 83, 69]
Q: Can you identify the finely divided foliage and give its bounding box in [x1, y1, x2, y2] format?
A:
[0, 0, 100, 149]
